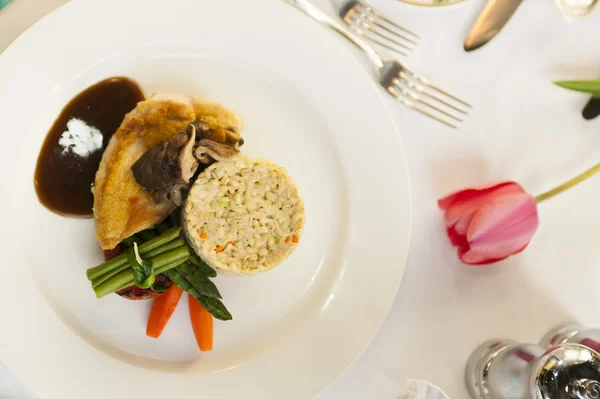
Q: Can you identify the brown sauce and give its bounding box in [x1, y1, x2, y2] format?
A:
[34, 77, 145, 217]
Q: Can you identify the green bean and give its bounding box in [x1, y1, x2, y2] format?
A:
[150, 246, 190, 269]
[86, 255, 127, 281]
[91, 263, 129, 288]
[114, 259, 189, 293]
[94, 268, 136, 298]
[138, 227, 182, 253]
[155, 258, 190, 277]
[86, 227, 182, 281]
[93, 246, 190, 298]
[143, 239, 184, 259]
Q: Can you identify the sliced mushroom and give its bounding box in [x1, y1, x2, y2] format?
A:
[188, 120, 244, 148]
[132, 128, 198, 204]
[225, 128, 244, 148]
[178, 130, 198, 184]
[170, 184, 190, 206]
[132, 120, 242, 206]
[194, 139, 240, 164]
[187, 120, 214, 140]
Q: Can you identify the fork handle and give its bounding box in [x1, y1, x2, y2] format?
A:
[281, 0, 384, 69]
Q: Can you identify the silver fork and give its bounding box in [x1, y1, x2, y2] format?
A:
[332, 0, 420, 57]
[282, 0, 471, 128]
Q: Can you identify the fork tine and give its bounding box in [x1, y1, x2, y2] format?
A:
[392, 78, 463, 122]
[359, 22, 413, 51]
[402, 68, 472, 108]
[350, 27, 409, 57]
[364, 16, 419, 46]
[367, 8, 421, 39]
[342, 5, 419, 56]
[386, 85, 458, 129]
[398, 72, 468, 115]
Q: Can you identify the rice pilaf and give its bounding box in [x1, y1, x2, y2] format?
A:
[183, 155, 305, 276]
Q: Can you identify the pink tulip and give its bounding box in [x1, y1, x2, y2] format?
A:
[437, 181, 539, 265]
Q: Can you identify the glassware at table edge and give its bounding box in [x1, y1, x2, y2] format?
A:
[397, 0, 466, 7]
[555, 0, 599, 18]
[466, 341, 600, 399]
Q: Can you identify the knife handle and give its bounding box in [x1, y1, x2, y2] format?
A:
[583, 97, 600, 120]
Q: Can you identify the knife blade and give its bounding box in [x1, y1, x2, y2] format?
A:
[464, 0, 523, 52]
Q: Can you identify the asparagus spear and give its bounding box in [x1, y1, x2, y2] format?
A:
[165, 269, 232, 321]
[168, 264, 221, 299]
[188, 255, 217, 278]
[194, 295, 232, 322]
[86, 227, 182, 281]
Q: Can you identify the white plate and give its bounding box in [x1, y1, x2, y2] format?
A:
[0, 0, 411, 397]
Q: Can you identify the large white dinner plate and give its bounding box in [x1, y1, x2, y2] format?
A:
[0, 0, 410, 397]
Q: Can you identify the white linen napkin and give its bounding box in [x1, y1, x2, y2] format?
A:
[320, 359, 451, 399]
[398, 379, 450, 399]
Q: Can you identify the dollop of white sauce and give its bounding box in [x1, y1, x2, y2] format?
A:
[58, 118, 103, 158]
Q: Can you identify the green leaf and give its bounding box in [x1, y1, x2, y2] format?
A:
[121, 234, 142, 248]
[554, 80, 600, 96]
[126, 243, 155, 289]
[150, 282, 169, 293]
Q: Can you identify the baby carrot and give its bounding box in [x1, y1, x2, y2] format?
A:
[188, 293, 213, 352]
[146, 285, 183, 338]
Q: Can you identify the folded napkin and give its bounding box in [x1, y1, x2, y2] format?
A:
[332, 360, 451, 399]
[398, 380, 450, 399]
[0, 0, 12, 11]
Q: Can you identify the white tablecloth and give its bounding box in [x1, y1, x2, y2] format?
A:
[2, 0, 600, 398]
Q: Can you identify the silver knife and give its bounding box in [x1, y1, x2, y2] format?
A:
[464, 0, 523, 51]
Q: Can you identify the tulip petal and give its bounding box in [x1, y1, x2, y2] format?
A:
[442, 182, 525, 231]
[459, 243, 530, 265]
[437, 181, 523, 211]
[459, 193, 539, 265]
[447, 226, 469, 248]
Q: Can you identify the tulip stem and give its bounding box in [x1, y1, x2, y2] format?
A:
[535, 162, 600, 203]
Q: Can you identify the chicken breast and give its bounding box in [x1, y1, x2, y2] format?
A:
[94, 93, 244, 250]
